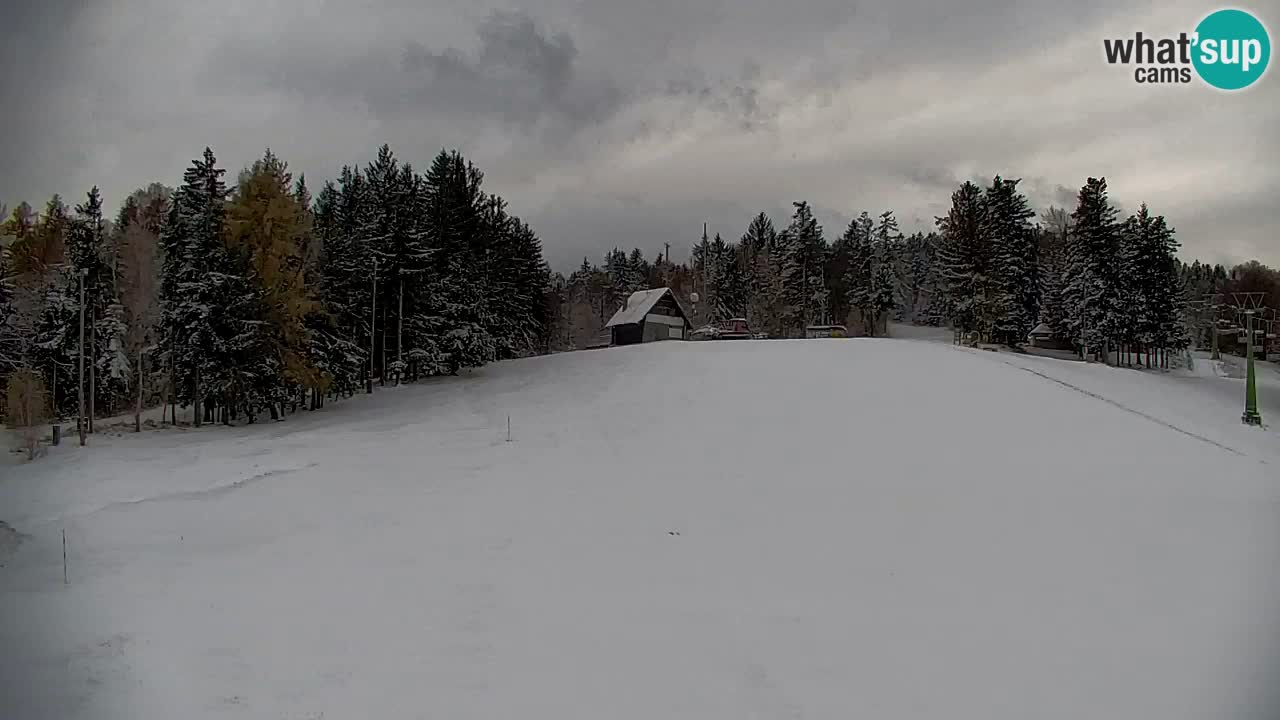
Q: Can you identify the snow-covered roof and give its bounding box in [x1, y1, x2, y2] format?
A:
[1028, 322, 1053, 337]
[605, 288, 675, 327]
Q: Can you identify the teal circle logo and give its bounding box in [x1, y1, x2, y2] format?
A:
[1192, 9, 1270, 90]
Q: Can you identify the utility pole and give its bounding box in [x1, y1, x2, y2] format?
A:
[1205, 293, 1223, 360]
[136, 346, 145, 433]
[1081, 304, 1088, 362]
[368, 256, 376, 394]
[88, 309, 95, 433]
[1211, 310, 1221, 360]
[802, 263, 808, 329]
[701, 223, 708, 302]
[397, 274, 403, 386]
[77, 269, 86, 446]
[1242, 309, 1262, 426]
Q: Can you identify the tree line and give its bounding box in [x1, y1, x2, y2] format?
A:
[4, 162, 1278, 446]
[1, 144, 551, 436]
[553, 175, 1277, 363]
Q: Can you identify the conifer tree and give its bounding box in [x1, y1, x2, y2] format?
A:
[626, 248, 649, 294]
[1121, 204, 1184, 360]
[781, 201, 825, 331]
[843, 212, 875, 334]
[741, 212, 777, 327]
[982, 177, 1037, 344]
[1037, 207, 1071, 339]
[421, 150, 495, 374]
[69, 187, 128, 418]
[1066, 177, 1122, 359]
[160, 147, 236, 424]
[0, 240, 19, 374]
[899, 232, 934, 323]
[869, 211, 901, 333]
[9, 198, 66, 277]
[316, 165, 374, 389]
[935, 182, 993, 339]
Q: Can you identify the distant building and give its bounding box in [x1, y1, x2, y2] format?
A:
[805, 325, 847, 339]
[1027, 322, 1071, 350]
[604, 288, 692, 346]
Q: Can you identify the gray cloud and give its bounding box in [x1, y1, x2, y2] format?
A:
[1, 0, 1277, 272]
[394, 11, 623, 138]
[0, 0, 93, 206]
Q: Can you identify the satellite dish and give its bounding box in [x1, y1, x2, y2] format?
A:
[690, 292, 700, 304]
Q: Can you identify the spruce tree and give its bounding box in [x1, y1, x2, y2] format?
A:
[982, 177, 1037, 345]
[741, 212, 777, 327]
[1066, 177, 1123, 359]
[320, 165, 375, 388]
[899, 232, 934, 323]
[0, 241, 19, 374]
[843, 212, 875, 334]
[626, 248, 648, 294]
[420, 150, 495, 374]
[160, 147, 236, 424]
[870, 211, 901, 333]
[935, 182, 993, 339]
[781, 202, 825, 331]
[1121, 204, 1184, 360]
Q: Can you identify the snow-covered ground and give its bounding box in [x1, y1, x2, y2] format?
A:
[3, 338, 1280, 719]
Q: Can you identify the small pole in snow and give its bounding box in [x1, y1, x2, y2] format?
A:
[507, 415, 511, 442]
[62, 529, 68, 585]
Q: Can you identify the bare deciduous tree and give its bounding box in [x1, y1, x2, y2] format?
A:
[6, 367, 48, 460]
[117, 185, 170, 432]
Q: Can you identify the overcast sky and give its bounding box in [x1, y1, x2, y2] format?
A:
[2, 0, 1276, 271]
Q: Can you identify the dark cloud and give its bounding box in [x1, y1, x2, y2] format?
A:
[393, 11, 623, 137]
[0, 0, 93, 206]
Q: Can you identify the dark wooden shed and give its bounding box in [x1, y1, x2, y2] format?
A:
[604, 288, 692, 346]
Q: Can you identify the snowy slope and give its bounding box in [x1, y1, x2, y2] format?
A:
[3, 339, 1280, 720]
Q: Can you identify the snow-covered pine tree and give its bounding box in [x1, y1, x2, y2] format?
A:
[982, 177, 1037, 345]
[69, 187, 128, 418]
[741, 212, 777, 327]
[511, 218, 552, 354]
[626, 248, 648, 295]
[1036, 207, 1071, 340]
[825, 220, 855, 326]
[0, 238, 19, 375]
[318, 165, 375, 389]
[8, 198, 66, 278]
[842, 212, 875, 335]
[934, 182, 993, 340]
[781, 202, 825, 331]
[1066, 177, 1123, 360]
[26, 270, 79, 418]
[475, 195, 549, 360]
[898, 232, 934, 323]
[1121, 204, 1184, 363]
[5, 198, 74, 413]
[870, 210, 902, 332]
[420, 150, 495, 375]
[364, 145, 413, 382]
[160, 147, 238, 425]
[707, 233, 733, 320]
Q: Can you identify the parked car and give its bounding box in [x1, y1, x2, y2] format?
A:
[691, 318, 767, 340]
